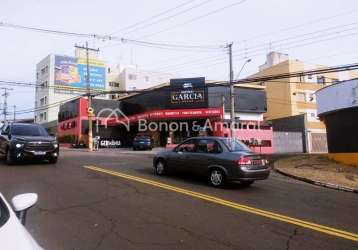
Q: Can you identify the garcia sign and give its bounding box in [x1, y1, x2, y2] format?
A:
[171, 90, 205, 103]
[169, 77, 208, 108]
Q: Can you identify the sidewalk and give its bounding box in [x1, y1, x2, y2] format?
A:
[60, 147, 161, 155]
[274, 154, 358, 192]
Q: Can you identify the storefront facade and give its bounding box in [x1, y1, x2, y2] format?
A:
[58, 78, 273, 153]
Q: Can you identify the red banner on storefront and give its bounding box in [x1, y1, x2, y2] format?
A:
[106, 107, 223, 126]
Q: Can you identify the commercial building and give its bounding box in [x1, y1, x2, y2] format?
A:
[35, 49, 109, 133]
[316, 79, 358, 166]
[248, 51, 358, 153]
[107, 64, 175, 99]
[58, 78, 273, 153]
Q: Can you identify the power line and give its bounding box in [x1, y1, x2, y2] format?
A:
[135, 0, 248, 40]
[120, 0, 215, 36]
[235, 8, 358, 44]
[152, 21, 358, 72]
[0, 21, 112, 40]
[155, 28, 358, 73]
[107, 0, 196, 35]
[0, 21, 223, 50]
[11, 62, 358, 115]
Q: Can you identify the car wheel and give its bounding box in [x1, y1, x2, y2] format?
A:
[155, 159, 167, 176]
[49, 158, 58, 164]
[5, 149, 14, 165]
[209, 169, 226, 187]
[240, 180, 254, 187]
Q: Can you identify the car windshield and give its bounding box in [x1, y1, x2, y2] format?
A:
[220, 138, 251, 152]
[11, 124, 49, 137]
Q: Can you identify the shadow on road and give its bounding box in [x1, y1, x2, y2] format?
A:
[134, 167, 261, 191]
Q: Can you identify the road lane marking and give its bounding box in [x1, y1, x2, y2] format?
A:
[83, 165, 358, 242]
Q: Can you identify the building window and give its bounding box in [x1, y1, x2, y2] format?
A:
[145, 76, 149, 82]
[128, 74, 137, 80]
[109, 82, 120, 88]
[296, 92, 306, 102]
[40, 96, 48, 106]
[307, 74, 313, 80]
[41, 65, 49, 75]
[43, 112, 47, 121]
[317, 76, 326, 84]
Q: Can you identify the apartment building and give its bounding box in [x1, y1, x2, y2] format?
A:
[35, 50, 109, 132]
[248, 52, 358, 153]
[107, 64, 176, 99]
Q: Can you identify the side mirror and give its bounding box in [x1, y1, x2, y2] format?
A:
[11, 193, 38, 225]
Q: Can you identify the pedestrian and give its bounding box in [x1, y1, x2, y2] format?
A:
[93, 136, 100, 151]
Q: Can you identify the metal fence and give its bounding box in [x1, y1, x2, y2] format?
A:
[273, 131, 304, 153]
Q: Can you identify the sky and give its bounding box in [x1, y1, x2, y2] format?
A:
[1, 0, 358, 118]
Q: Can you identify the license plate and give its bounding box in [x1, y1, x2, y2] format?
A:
[252, 160, 263, 165]
[140, 142, 145, 144]
[33, 151, 46, 156]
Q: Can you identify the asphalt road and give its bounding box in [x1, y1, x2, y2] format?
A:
[0, 148, 357, 250]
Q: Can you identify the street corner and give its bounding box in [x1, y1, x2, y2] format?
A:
[274, 154, 358, 192]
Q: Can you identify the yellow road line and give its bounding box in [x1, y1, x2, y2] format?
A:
[83, 165, 358, 242]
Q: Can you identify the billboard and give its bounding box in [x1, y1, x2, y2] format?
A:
[54, 56, 106, 90]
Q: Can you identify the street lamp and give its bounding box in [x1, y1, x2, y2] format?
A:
[235, 59, 252, 80]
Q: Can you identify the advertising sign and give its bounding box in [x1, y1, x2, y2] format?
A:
[54, 56, 106, 91]
[169, 77, 208, 108]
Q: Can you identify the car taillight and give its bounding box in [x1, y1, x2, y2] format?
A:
[236, 156, 252, 166]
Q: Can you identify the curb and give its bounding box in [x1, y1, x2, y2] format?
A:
[274, 168, 358, 193]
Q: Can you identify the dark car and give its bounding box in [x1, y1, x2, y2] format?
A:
[0, 123, 59, 164]
[153, 137, 270, 187]
[133, 135, 153, 150]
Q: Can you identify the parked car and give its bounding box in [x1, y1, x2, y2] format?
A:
[0, 123, 59, 164]
[153, 137, 270, 187]
[0, 192, 43, 250]
[133, 135, 153, 150]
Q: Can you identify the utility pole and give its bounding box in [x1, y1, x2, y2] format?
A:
[75, 42, 99, 151]
[13, 105, 16, 122]
[1, 87, 13, 124]
[226, 43, 235, 138]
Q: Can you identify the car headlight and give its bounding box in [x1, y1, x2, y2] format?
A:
[15, 143, 24, 148]
[53, 142, 59, 148]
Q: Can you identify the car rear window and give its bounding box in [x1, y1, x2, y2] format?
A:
[134, 136, 151, 141]
[11, 124, 49, 136]
[221, 138, 251, 152]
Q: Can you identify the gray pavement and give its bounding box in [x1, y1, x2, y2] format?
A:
[0, 149, 357, 250]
